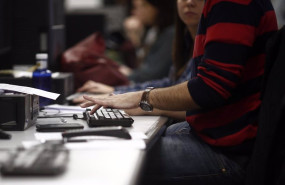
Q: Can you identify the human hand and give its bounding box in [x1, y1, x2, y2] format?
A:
[123, 16, 144, 47]
[72, 93, 109, 104]
[80, 91, 143, 114]
[119, 65, 132, 76]
[76, 80, 115, 94]
[124, 16, 143, 31]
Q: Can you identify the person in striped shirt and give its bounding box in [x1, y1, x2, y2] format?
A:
[80, 0, 278, 184]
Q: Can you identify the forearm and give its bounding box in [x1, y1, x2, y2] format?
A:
[154, 110, 186, 121]
[81, 82, 200, 114]
[125, 108, 186, 121]
[149, 81, 200, 111]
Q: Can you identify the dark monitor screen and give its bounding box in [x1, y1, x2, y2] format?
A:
[65, 14, 105, 49]
[0, 0, 12, 68]
[0, 0, 65, 71]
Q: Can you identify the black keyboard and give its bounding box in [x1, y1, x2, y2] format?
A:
[84, 108, 134, 127]
[1, 142, 69, 176]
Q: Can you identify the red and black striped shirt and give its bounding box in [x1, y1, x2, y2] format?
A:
[186, 0, 278, 147]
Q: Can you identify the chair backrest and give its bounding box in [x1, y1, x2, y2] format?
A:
[245, 26, 285, 185]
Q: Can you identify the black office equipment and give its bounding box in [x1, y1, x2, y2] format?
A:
[0, 0, 65, 71]
[0, 72, 74, 104]
[0, 130, 11, 139]
[36, 123, 84, 132]
[1, 142, 69, 176]
[84, 108, 134, 127]
[0, 94, 39, 131]
[0, 0, 12, 69]
[62, 126, 132, 140]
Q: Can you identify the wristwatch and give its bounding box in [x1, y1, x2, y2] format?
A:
[139, 87, 155, 112]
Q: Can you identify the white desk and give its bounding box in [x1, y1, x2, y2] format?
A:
[0, 116, 168, 185]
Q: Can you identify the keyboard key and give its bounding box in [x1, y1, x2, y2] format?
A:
[84, 108, 134, 127]
[1, 142, 69, 176]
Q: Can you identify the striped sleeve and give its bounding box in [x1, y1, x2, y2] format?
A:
[188, 0, 277, 108]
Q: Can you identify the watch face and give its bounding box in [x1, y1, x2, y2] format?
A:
[139, 102, 153, 112]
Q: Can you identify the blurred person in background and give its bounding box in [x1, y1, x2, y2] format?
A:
[73, 0, 204, 116]
[102, 0, 177, 84]
[118, 0, 176, 83]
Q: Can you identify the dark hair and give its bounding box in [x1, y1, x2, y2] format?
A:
[172, 5, 194, 79]
[145, 0, 176, 31]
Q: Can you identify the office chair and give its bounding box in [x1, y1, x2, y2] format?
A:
[245, 26, 285, 185]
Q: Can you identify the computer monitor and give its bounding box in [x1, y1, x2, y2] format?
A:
[0, 0, 65, 71]
[65, 13, 105, 49]
[0, 0, 12, 69]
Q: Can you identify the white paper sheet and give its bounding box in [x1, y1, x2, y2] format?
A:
[0, 83, 60, 100]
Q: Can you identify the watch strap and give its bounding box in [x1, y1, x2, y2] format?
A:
[144, 87, 153, 101]
[141, 87, 154, 105]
